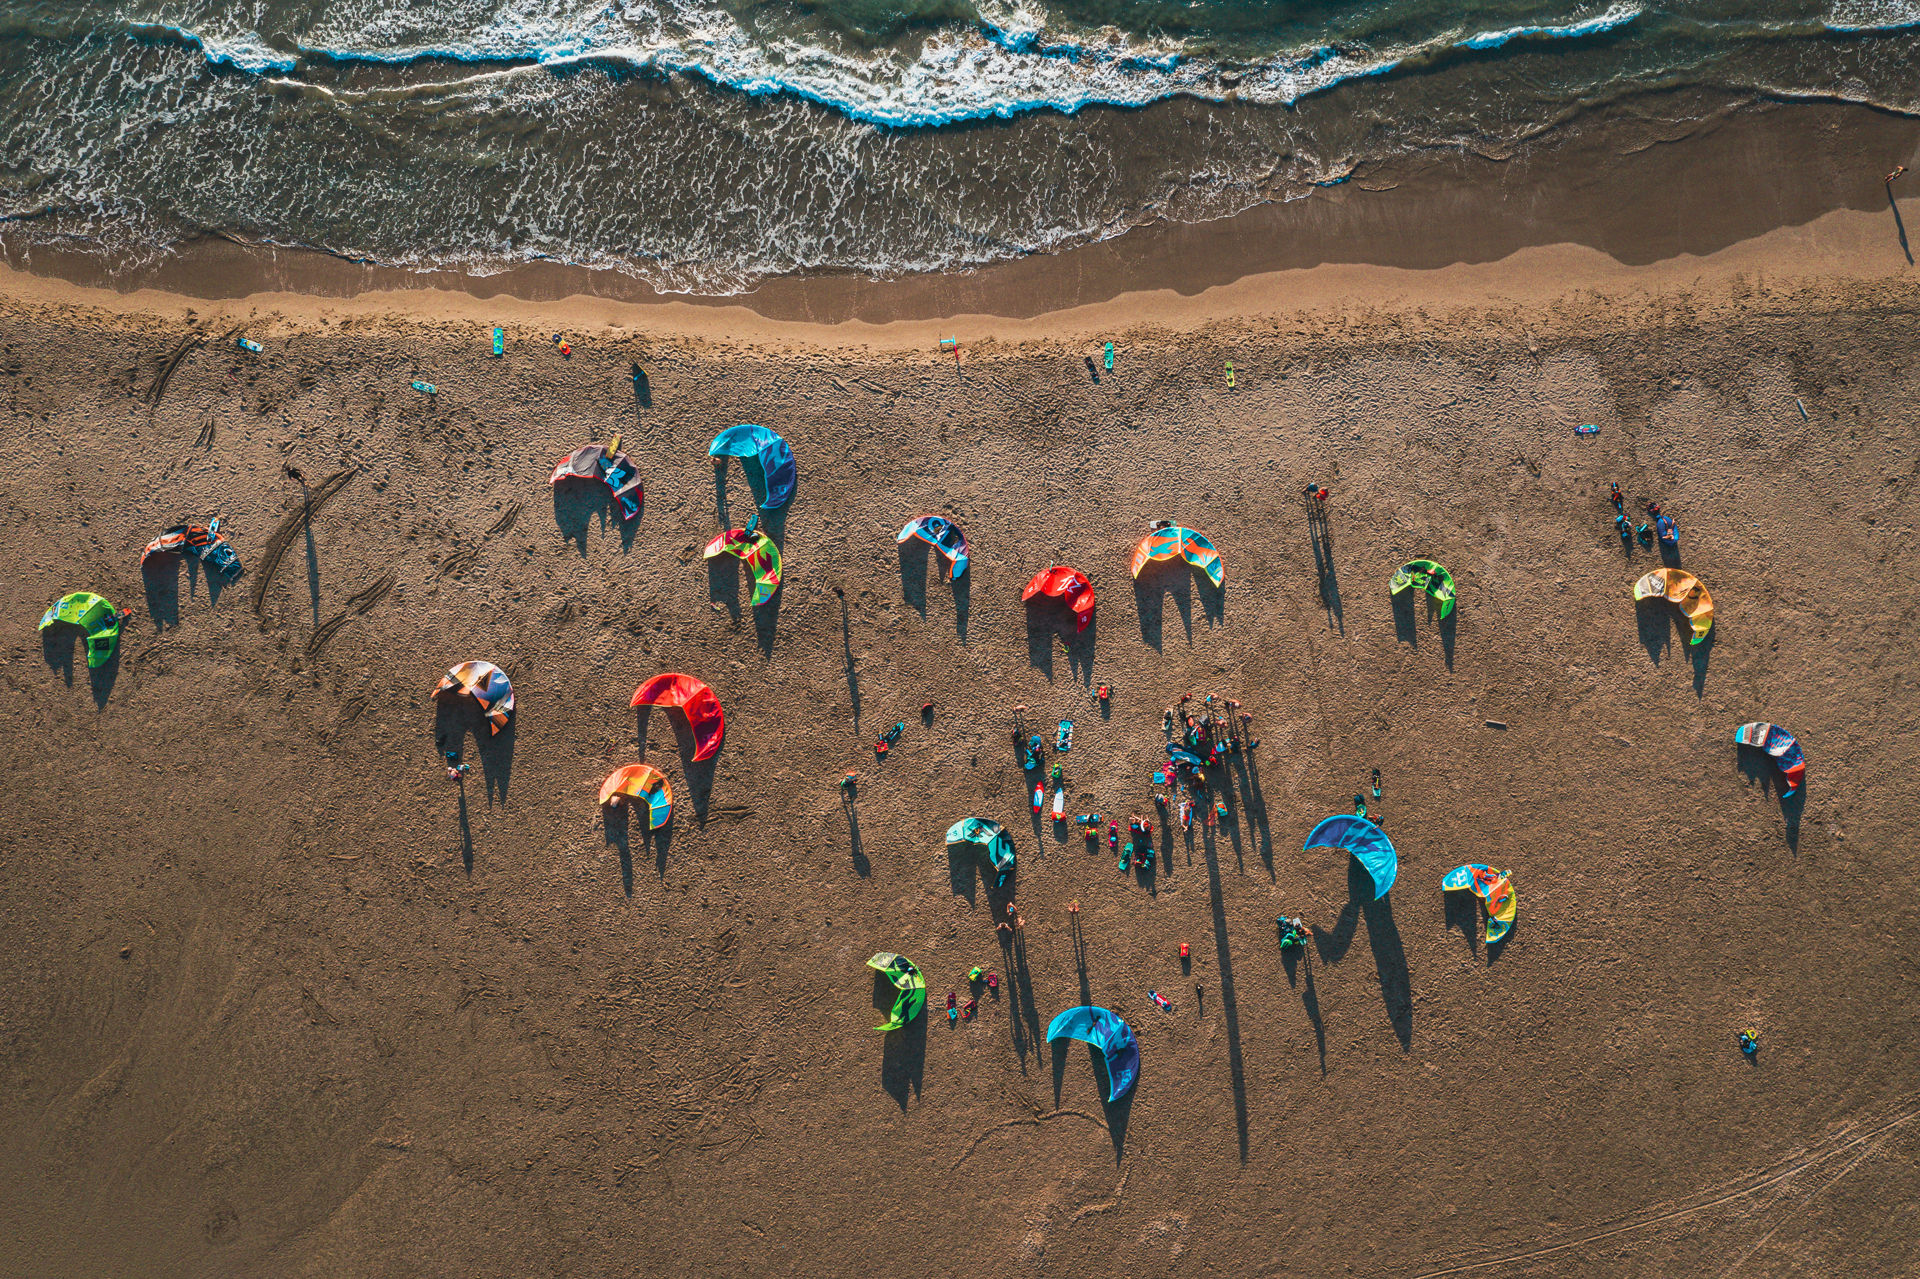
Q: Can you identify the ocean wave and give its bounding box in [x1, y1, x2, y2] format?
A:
[1823, 0, 1920, 33]
[127, 3, 1657, 128]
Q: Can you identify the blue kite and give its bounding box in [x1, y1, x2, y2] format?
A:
[1046, 1006, 1140, 1103]
[1303, 814, 1398, 899]
[709, 424, 796, 510]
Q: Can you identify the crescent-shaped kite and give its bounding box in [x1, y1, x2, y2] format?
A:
[1442, 864, 1516, 945]
[39, 591, 130, 669]
[1304, 814, 1398, 899]
[709, 425, 796, 511]
[1022, 565, 1096, 631]
[141, 520, 244, 580]
[1046, 1006, 1140, 1103]
[551, 438, 643, 520]
[433, 660, 515, 734]
[897, 515, 969, 578]
[866, 953, 927, 1031]
[630, 673, 726, 762]
[1633, 567, 1713, 644]
[946, 817, 1016, 872]
[704, 528, 783, 606]
[1390, 559, 1456, 619]
[1129, 524, 1223, 587]
[598, 763, 673, 830]
[1735, 721, 1806, 796]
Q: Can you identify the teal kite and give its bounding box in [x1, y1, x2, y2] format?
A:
[1304, 814, 1398, 899]
[709, 425, 796, 510]
[1130, 524, 1223, 587]
[946, 817, 1015, 872]
[1046, 1006, 1140, 1102]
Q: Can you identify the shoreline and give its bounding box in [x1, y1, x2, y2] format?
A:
[0, 97, 1914, 350]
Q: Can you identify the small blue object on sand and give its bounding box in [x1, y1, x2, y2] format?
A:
[1575, 424, 1599, 435]
[1103, 342, 1114, 370]
[236, 337, 262, 353]
[492, 327, 504, 356]
[411, 380, 436, 395]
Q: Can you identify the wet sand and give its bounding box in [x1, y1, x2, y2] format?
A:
[1, 100, 1919, 1278]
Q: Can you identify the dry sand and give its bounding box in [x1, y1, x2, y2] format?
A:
[2, 105, 1919, 1279]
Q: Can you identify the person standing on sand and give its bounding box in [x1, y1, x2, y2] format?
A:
[1888, 165, 1908, 187]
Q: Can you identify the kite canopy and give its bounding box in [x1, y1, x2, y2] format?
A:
[1442, 864, 1517, 945]
[434, 660, 515, 734]
[550, 441, 643, 520]
[1735, 722, 1806, 796]
[1166, 746, 1206, 772]
[703, 528, 783, 606]
[631, 673, 726, 762]
[1304, 814, 1398, 899]
[1022, 565, 1096, 631]
[142, 522, 243, 580]
[946, 817, 1016, 872]
[709, 425, 796, 510]
[866, 953, 927, 1031]
[1129, 525, 1223, 587]
[39, 591, 129, 669]
[599, 763, 673, 830]
[1046, 1006, 1140, 1103]
[1390, 559, 1456, 619]
[1634, 568, 1713, 644]
[897, 515, 970, 579]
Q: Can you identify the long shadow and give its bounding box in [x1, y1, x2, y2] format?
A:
[1354, 860, 1412, 1051]
[838, 591, 861, 730]
[946, 841, 979, 905]
[954, 571, 971, 642]
[1280, 943, 1328, 1076]
[1025, 601, 1058, 678]
[637, 708, 719, 822]
[708, 555, 743, 623]
[1199, 812, 1249, 1161]
[1132, 563, 1192, 648]
[1438, 606, 1456, 670]
[1230, 751, 1274, 879]
[1391, 591, 1419, 648]
[553, 481, 638, 554]
[605, 801, 634, 896]
[1443, 889, 1482, 959]
[1734, 744, 1804, 853]
[1067, 614, 1097, 688]
[1198, 579, 1226, 627]
[1893, 186, 1914, 265]
[647, 822, 674, 878]
[878, 981, 928, 1109]
[43, 626, 122, 707]
[1006, 927, 1043, 1073]
[304, 517, 322, 627]
[143, 561, 183, 630]
[1635, 599, 1671, 666]
[752, 581, 783, 656]
[897, 540, 930, 618]
[454, 778, 476, 873]
[1309, 509, 1344, 634]
[845, 798, 870, 877]
[1690, 624, 1715, 698]
[1049, 1037, 1133, 1158]
[1070, 913, 1092, 1006]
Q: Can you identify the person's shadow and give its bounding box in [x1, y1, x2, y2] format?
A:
[1891, 184, 1913, 266]
[1733, 742, 1804, 853]
[1309, 509, 1343, 634]
[41, 625, 120, 708]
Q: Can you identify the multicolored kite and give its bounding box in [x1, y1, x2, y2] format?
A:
[1022, 565, 1096, 631]
[867, 953, 927, 1031]
[1046, 1006, 1140, 1102]
[433, 660, 515, 734]
[1633, 567, 1713, 644]
[1442, 864, 1517, 945]
[141, 519, 243, 580]
[1390, 559, 1456, 619]
[631, 673, 725, 761]
[898, 515, 969, 578]
[704, 528, 783, 606]
[550, 438, 643, 520]
[39, 592, 131, 669]
[946, 817, 1015, 872]
[1735, 722, 1805, 796]
[709, 425, 797, 510]
[599, 763, 674, 829]
[1130, 524, 1223, 587]
[1304, 814, 1398, 899]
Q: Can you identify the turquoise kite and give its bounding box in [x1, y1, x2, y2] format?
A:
[709, 425, 796, 510]
[898, 515, 969, 578]
[1130, 524, 1223, 587]
[946, 817, 1015, 872]
[1046, 1006, 1140, 1102]
[866, 953, 926, 1031]
[1304, 814, 1398, 899]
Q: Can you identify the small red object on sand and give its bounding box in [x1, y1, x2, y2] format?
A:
[1179, 942, 1189, 959]
[986, 972, 999, 990]
[963, 998, 978, 1019]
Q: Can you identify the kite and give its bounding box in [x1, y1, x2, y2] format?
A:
[866, 953, 927, 1031]
[709, 425, 796, 510]
[1046, 1006, 1140, 1103]
[897, 515, 969, 578]
[1022, 565, 1096, 631]
[1129, 524, 1223, 587]
[141, 518, 243, 580]
[704, 527, 782, 606]
[946, 817, 1015, 872]
[630, 673, 726, 762]
[598, 763, 673, 830]
[39, 592, 131, 669]
[1390, 559, 1456, 619]
[433, 660, 515, 734]
[550, 437, 643, 520]
[1166, 746, 1206, 771]
[1735, 722, 1806, 796]
[1304, 814, 1398, 899]
[1633, 567, 1713, 644]
[1442, 864, 1517, 945]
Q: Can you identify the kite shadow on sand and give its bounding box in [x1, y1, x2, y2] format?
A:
[1635, 601, 1715, 696]
[636, 707, 720, 825]
[896, 538, 970, 639]
[435, 699, 513, 808]
[1312, 858, 1413, 1050]
[1443, 887, 1514, 963]
[1390, 589, 1455, 669]
[1733, 743, 1804, 853]
[876, 975, 927, 1109]
[1025, 604, 1096, 687]
[1050, 1038, 1133, 1163]
[552, 480, 640, 555]
[40, 626, 120, 709]
[142, 555, 231, 630]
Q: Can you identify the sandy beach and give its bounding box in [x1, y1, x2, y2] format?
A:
[2, 97, 1918, 1278]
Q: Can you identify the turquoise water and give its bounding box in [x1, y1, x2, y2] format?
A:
[0, 1, 1915, 291]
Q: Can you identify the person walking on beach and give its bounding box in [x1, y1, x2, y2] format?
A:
[1888, 165, 1908, 187]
